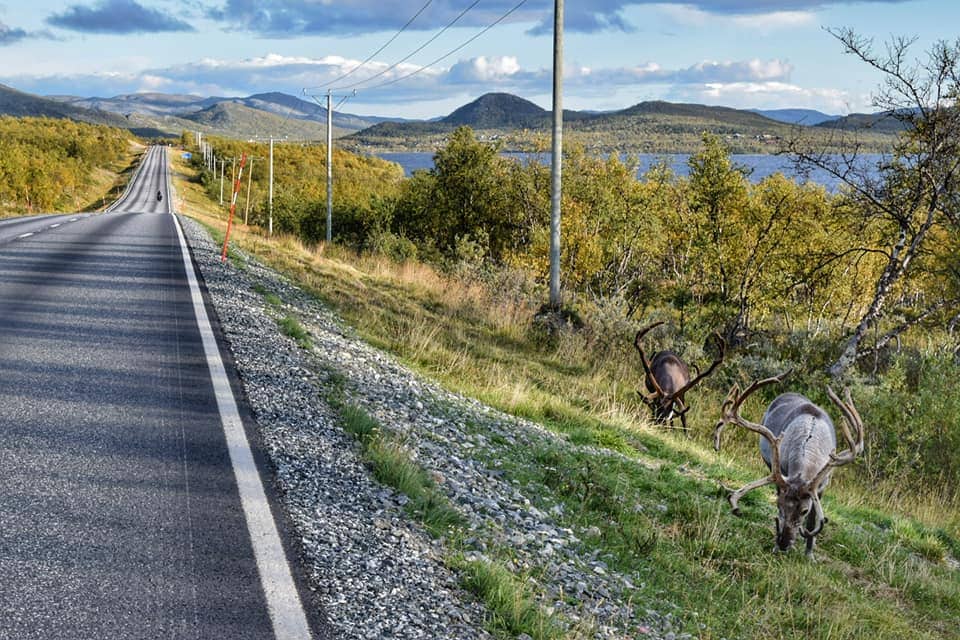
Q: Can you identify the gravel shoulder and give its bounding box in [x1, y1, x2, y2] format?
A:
[179, 215, 686, 640]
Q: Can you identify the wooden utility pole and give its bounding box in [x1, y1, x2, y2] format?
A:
[549, 0, 564, 308]
[244, 156, 254, 225]
[268, 138, 274, 236]
[326, 91, 334, 244]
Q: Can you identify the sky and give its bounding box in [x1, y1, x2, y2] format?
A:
[0, 0, 956, 118]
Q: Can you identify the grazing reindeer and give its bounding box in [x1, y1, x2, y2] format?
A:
[713, 372, 865, 558]
[634, 321, 725, 431]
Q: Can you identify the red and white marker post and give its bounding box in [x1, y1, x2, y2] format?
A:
[221, 152, 247, 263]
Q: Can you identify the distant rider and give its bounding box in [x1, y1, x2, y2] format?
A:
[156, 190, 163, 201]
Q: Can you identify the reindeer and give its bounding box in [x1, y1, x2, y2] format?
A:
[634, 321, 725, 431]
[713, 371, 865, 558]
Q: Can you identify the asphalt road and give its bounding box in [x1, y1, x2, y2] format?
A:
[0, 147, 318, 639]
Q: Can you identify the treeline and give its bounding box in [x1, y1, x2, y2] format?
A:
[184, 132, 404, 244]
[194, 126, 953, 350]
[0, 117, 130, 213]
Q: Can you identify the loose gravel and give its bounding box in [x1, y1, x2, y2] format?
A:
[179, 215, 689, 640]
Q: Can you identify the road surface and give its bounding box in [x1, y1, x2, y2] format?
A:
[0, 146, 320, 639]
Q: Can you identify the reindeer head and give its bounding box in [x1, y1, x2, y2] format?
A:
[774, 477, 819, 551]
[714, 377, 864, 556]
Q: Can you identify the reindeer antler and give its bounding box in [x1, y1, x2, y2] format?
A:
[713, 370, 792, 514]
[675, 332, 726, 398]
[809, 386, 865, 490]
[634, 321, 667, 401]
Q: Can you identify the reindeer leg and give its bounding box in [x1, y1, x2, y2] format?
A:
[804, 507, 819, 559]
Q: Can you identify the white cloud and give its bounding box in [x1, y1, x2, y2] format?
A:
[730, 11, 815, 29]
[448, 56, 521, 83]
[670, 80, 866, 113]
[656, 4, 816, 31]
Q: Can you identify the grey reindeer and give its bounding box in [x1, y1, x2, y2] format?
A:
[713, 372, 864, 558]
[634, 321, 725, 432]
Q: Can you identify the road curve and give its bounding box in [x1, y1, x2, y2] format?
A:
[0, 146, 320, 639]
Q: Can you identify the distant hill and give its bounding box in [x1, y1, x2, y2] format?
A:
[50, 90, 397, 135]
[443, 93, 549, 128]
[604, 100, 786, 129]
[0, 83, 131, 128]
[238, 92, 402, 130]
[182, 102, 343, 139]
[351, 92, 596, 143]
[52, 92, 221, 117]
[815, 110, 910, 133]
[751, 108, 840, 125]
[346, 92, 898, 154]
[19, 84, 900, 151]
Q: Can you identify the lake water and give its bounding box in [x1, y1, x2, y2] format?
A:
[375, 151, 884, 191]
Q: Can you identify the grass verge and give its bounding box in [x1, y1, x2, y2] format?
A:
[324, 374, 562, 639]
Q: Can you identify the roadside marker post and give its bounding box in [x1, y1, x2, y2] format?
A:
[221, 152, 247, 263]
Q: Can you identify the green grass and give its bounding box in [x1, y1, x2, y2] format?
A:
[332, 396, 565, 638]
[252, 283, 282, 307]
[454, 557, 566, 640]
[175, 152, 960, 640]
[277, 315, 312, 350]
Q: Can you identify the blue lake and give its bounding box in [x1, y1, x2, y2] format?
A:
[374, 151, 884, 191]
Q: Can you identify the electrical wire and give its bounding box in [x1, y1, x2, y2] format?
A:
[358, 0, 529, 92]
[304, 0, 434, 91]
[334, 0, 482, 91]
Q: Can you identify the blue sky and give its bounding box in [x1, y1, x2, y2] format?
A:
[0, 0, 954, 118]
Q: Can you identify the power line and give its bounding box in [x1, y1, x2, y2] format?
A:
[334, 0, 482, 91]
[359, 0, 530, 92]
[305, 0, 434, 91]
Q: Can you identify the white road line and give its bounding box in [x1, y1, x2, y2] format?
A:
[69, 218, 78, 222]
[49, 223, 61, 229]
[17, 233, 34, 239]
[171, 213, 313, 640]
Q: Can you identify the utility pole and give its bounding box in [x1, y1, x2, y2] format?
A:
[244, 156, 254, 225]
[326, 90, 333, 244]
[549, 0, 564, 309]
[230, 157, 237, 210]
[268, 137, 274, 236]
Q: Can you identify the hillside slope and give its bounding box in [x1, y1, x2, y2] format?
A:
[0, 83, 131, 128]
[51, 90, 393, 135]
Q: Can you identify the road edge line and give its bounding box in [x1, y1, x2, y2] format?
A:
[171, 212, 314, 640]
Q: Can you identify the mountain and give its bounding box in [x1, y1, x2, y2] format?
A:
[608, 100, 786, 128]
[49, 90, 397, 134]
[346, 92, 899, 154]
[442, 93, 549, 128]
[815, 110, 910, 133]
[52, 92, 221, 117]
[181, 102, 342, 139]
[0, 83, 131, 128]
[237, 92, 402, 130]
[751, 108, 840, 125]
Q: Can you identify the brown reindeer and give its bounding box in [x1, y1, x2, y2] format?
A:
[634, 321, 725, 431]
[713, 372, 865, 558]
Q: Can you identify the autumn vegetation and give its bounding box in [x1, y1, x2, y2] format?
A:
[0, 117, 132, 215]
